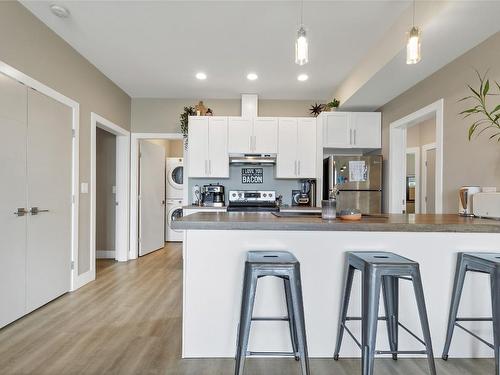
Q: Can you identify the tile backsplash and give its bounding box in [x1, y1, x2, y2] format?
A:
[188, 165, 304, 205]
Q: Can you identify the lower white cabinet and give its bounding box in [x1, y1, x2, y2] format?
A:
[276, 118, 316, 178]
[188, 117, 229, 178]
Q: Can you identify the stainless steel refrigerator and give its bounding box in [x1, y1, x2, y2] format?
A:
[323, 155, 383, 214]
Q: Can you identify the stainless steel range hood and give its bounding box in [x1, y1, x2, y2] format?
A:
[229, 154, 276, 165]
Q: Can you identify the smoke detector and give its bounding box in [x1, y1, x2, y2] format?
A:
[50, 4, 70, 18]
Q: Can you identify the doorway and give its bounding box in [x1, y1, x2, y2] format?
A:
[130, 133, 185, 260]
[91, 113, 130, 282]
[389, 99, 444, 214]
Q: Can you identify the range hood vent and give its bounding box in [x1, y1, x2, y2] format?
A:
[229, 153, 276, 165]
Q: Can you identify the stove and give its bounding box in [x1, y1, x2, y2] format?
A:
[227, 190, 279, 212]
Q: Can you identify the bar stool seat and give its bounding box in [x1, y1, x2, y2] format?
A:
[442, 252, 500, 374]
[334, 251, 436, 375]
[234, 251, 310, 375]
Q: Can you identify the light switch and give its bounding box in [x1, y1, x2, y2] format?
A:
[81, 182, 89, 194]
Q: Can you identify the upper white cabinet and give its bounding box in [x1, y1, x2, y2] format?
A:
[188, 116, 229, 178]
[276, 118, 316, 179]
[228, 117, 278, 154]
[253, 117, 278, 153]
[321, 112, 381, 149]
[351, 112, 381, 148]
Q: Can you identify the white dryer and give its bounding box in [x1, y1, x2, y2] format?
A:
[166, 199, 183, 242]
[166, 157, 183, 199]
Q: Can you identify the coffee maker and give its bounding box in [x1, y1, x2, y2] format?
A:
[297, 180, 317, 206]
[201, 184, 225, 207]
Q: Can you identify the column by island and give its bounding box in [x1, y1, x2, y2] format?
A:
[173, 212, 500, 359]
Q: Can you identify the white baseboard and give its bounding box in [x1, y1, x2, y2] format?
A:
[97, 250, 116, 259]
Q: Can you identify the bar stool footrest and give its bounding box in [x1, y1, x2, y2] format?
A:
[251, 316, 289, 321]
[454, 322, 494, 349]
[247, 351, 297, 357]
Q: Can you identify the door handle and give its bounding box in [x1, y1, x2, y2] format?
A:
[13, 208, 28, 217]
[30, 207, 49, 215]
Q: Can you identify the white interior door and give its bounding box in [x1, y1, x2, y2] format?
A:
[139, 140, 165, 256]
[0, 73, 28, 327]
[26, 88, 72, 313]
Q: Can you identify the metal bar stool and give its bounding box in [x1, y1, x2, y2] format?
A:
[442, 252, 500, 374]
[234, 251, 310, 375]
[334, 251, 436, 375]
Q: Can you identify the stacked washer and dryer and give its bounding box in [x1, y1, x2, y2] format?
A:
[166, 157, 184, 242]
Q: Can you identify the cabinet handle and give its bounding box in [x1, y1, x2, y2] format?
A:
[13, 208, 28, 217]
[350, 129, 353, 145]
[294, 160, 297, 176]
[209, 160, 212, 175]
[298, 160, 301, 176]
[205, 160, 208, 175]
[252, 135, 256, 151]
[354, 129, 357, 145]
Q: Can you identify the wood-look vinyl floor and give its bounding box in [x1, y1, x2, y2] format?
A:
[0, 243, 493, 375]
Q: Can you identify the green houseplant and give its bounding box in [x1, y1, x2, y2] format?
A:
[180, 106, 196, 148]
[460, 70, 500, 142]
[326, 98, 340, 111]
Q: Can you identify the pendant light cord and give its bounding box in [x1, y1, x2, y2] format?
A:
[412, 0, 416, 27]
[300, 0, 304, 27]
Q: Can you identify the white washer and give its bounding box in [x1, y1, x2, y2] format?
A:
[166, 157, 183, 199]
[166, 199, 183, 242]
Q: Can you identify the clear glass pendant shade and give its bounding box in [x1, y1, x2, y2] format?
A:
[406, 26, 421, 64]
[295, 26, 309, 66]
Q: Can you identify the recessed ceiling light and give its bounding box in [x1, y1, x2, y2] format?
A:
[297, 74, 308, 82]
[50, 4, 70, 18]
[195, 72, 207, 80]
[247, 73, 258, 81]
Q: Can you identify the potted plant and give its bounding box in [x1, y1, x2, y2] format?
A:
[325, 98, 340, 111]
[180, 106, 196, 148]
[460, 70, 500, 143]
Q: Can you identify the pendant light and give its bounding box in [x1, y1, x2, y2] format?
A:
[406, 0, 421, 64]
[295, 0, 309, 66]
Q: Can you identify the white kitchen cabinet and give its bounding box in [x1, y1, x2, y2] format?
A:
[228, 117, 278, 154]
[321, 111, 381, 149]
[276, 118, 316, 179]
[188, 116, 228, 178]
[351, 112, 381, 148]
[297, 118, 316, 178]
[323, 112, 351, 148]
[253, 117, 278, 153]
[228, 117, 252, 153]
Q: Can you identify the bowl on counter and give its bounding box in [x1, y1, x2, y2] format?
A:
[339, 209, 362, 221]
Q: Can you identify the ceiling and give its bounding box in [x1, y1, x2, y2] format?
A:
[21, 0, 410, 100]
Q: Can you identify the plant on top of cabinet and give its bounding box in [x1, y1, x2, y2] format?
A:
[325, 98, 340, 111]
[180, 106, 196, 148]
[460, 70, 500, 143]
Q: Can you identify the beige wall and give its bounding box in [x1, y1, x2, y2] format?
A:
[148, 139, 184, 158]
[0, 2, 131, 274]
[96, 128, 116, 252]
[379, 31, 500, 213]
[131, 98, 316, 133]
[407, 117, 436, 148]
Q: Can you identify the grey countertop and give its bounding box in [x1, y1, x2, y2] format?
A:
[182, 205, 321, 211]
[172, 212, 500, 233]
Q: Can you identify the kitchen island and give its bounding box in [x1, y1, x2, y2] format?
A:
[173, 213, 500, 359]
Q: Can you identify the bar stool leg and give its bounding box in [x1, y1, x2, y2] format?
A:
[284, 278, 300, 361]
[411, 269, 437, 375]
[334, 264, 355, 360]
[442, 253, 467, 360]
[289, 268, 310, 375]
[361, 269, 381, 375]
[382, 275, 399, 360]
[235, 267, 258, 375]
[491, 269, 500, 375]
